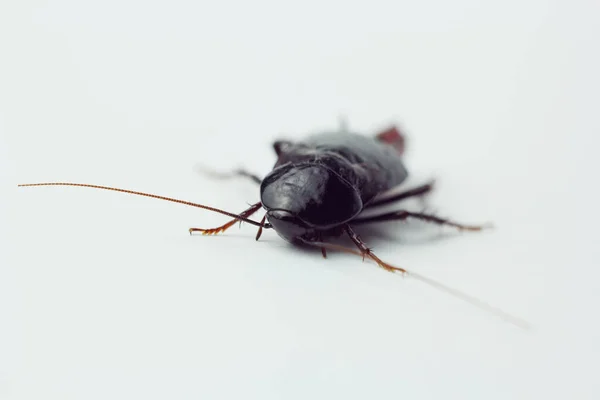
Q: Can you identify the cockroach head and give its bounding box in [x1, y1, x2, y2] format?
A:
[260, 163, 362, 242]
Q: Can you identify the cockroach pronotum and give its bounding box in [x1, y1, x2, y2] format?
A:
[18, 123, 529, 328]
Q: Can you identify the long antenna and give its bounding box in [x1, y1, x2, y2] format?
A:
[18, 182, 268, 227]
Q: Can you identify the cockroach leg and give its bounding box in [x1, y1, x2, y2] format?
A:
[229, 169, 262, 184]
[255, 215, 267, 241]
[365, 181, 435, 209]
[344, 225, 406, 274]
[351, 210, 490, 231]
[189, 202, 262, 235]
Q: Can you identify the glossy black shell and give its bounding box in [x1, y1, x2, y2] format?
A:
[259, 131, 408, 241]
[267, 132, 407, 204]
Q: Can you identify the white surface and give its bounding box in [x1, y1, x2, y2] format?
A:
[2, 1, 599, 399]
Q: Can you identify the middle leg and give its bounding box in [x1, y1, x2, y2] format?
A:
[365, 181, 434, 209]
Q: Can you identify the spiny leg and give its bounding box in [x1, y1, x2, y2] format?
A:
[351, 209, 488, 231]
[298, 237, 397, 271]
[365, 181, 434, 209]
[345, 225, 406, 273]
[189, 202, 263, 235]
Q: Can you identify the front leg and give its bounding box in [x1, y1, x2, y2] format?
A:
[189, 202, 263, 235]
[345, 225, 406, 273]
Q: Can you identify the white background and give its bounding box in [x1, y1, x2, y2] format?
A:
[1, 1, 599, 399]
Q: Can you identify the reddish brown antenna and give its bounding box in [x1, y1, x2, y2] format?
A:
[18, 182, 268, 228]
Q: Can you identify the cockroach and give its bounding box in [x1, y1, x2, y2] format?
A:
[18, 124, 528, 328]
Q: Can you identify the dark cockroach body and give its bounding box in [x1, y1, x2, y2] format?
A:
[188, 126, 480, 269]
[261, 130, 408, 243]
[17, 124, 529, 328]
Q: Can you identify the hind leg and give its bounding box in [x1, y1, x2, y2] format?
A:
[365, 181, 434, 209]
[351, 209, 488, 231]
